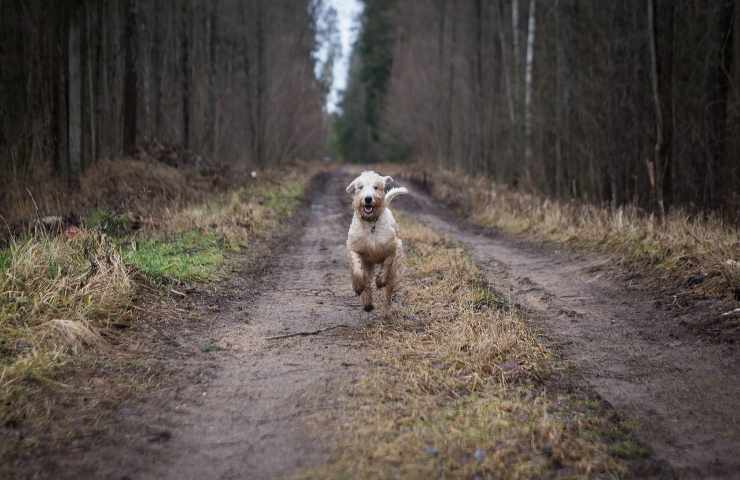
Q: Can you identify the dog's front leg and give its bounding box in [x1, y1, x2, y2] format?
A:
[375, 255, 393, 289]
[349, 251, 366, 295]
[361, 263, 375, 312]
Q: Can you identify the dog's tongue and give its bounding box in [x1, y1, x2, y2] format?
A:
[363, 206, 373, 214]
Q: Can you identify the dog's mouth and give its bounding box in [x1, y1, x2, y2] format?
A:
[361, 205, 375, 217]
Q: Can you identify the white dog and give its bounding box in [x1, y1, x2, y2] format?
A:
[345, 171, 408, 311]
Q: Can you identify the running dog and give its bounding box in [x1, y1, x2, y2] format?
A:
[345, 171, 408, 311]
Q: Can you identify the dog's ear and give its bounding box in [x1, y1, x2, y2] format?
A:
[346, 178, 358, 194]
[383, 176, 394, 187]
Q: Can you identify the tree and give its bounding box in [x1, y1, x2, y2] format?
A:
[0, 0, 328, 192]
[123, 0, 138, 155]
[647, 0, 674, 217]
[336, 0, 740, 219]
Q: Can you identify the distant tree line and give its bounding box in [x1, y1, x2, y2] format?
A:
[338, 0, 740, 219]
[0, 0, 330, 188]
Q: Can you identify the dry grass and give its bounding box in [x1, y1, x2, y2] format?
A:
[302, 215, 632, 479]
[394, 165, 739, 298]
[0, 158, 215, 231]
[0, 230, 133, 423]
[0, 163, 315, 428]
[162, 170, 306, 250]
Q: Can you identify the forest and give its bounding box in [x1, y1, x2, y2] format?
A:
[0, 0, 328, 188]
[337, 0, 740, 220]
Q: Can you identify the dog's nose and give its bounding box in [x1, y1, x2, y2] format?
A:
[364, 196, 373, 204]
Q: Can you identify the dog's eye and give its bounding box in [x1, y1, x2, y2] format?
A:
[374, 186, 379, 190]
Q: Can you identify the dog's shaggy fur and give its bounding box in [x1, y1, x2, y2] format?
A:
[345, 171, 408, 311]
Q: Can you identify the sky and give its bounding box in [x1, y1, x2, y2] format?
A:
[321, 0, 363, 112]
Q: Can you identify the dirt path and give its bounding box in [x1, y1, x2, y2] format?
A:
[45, 171, 369, 480]
[138, 175, 367, 480]
[398, 187, 740, 479]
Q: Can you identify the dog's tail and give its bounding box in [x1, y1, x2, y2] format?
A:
[385, 187, 409, 205]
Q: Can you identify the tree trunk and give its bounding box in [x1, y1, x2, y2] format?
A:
[523, 0, 537, 188]
[123, 0, 138, 155]
[436, 0, 447, 167]
[727, 0, 740, 220]
[241, 2, 256, 166]
[151, 0, 163, 138]
[94, 0, 105, 160]
[53, 3, 69, 177]
[255, 0, 266, 166]
[496, 1, 516, 182]
[207, 0, 219, 158]
[443, 2, 456, 168]
[554, 0, 572, 199]
[647, 0, 673, 217]
[181, 0, 192, 150]
[80, 2, 95, 170]
[705, 0, 734, 209]
[67, 6, 82, 186]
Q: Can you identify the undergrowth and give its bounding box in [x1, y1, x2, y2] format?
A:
[393, 165, 740, 299]
[0, 168, 309, 427]
[302, 215, 638, 479]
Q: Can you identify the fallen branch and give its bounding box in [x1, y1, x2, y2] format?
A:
[265, 324, 351, 340]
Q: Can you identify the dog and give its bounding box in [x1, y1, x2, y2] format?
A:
[345, 171, 408, 312]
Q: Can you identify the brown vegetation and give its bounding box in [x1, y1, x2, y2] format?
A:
[392, 164, 740, 301]
[0, 159, 316, 444]
[302, 215, 649, 479]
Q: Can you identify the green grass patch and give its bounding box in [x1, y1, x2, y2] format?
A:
[123, 230, 223, 283]
[85, 209, 130, 236]
[259, 181, 304, 218]
[0, 249, 9, 272]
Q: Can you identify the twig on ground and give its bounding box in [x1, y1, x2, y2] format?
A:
[265, 324, 351, 340]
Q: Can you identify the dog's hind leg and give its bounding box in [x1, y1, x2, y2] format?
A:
[382, 258, 398, 307]
[378, 241, 402, 307]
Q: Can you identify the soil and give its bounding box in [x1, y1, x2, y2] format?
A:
[7, 167, 740, 479]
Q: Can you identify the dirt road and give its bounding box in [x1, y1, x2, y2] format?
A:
[36, 168, 739, 479]
[41, 171, 367, 479]
[133, 173, 367, 479]
[398, 185, 740, 479]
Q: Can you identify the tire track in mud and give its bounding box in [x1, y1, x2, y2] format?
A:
[398, 187, 740, 479]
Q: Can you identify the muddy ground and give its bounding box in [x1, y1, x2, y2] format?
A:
[7, 167, 740, 479]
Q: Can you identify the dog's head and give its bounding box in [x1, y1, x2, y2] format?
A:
[346, 171, 394, 221]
